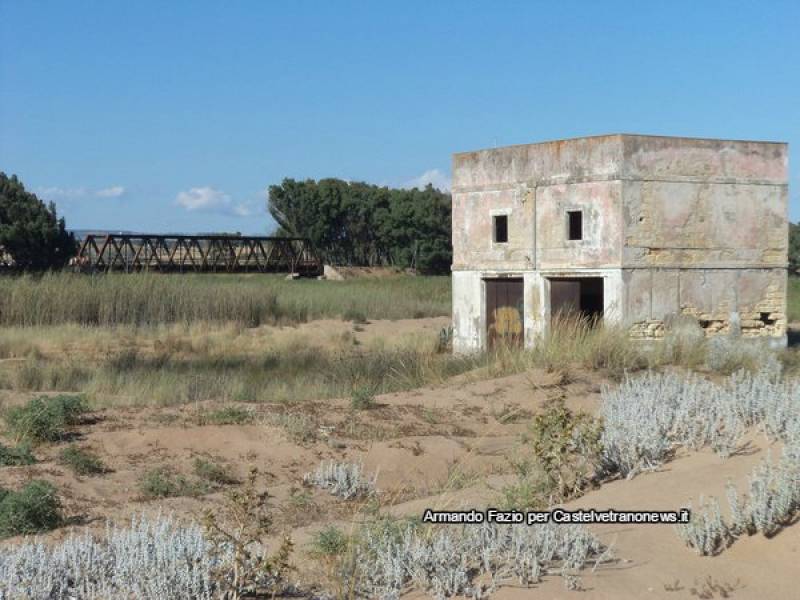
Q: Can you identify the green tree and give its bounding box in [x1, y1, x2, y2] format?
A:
[267, 178, 451, 274]
[0, 173, 76, 270]
[789, 222, 800, 275]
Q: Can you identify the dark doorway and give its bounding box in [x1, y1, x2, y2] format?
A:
[549, 277, 603, 322]
[486, 278, 524, 349]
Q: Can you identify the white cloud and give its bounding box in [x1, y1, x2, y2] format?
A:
[95, 185, 126, 198]
[403, 168, 451, 192]
[175, 186, 261, 218]
[232, 203, 255, 217]
[175, 187, 231, 212]
[37, 185, 126, 201]
[37, 186, 87, 200]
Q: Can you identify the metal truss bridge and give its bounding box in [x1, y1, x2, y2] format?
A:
[73, 233, 322, 275]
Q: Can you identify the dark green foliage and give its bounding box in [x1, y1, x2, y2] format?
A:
[0, 480, 62, 537]
[526, 397, 603, 501]
[502, 396, 603, 509]
[4, 395, 88, 443]
[789, 223, 800, 275]
[310, 525, 349, 558]
[138, 466, 209, 499]
[58, 445, 106, 475]
[268, 178, 451, 274]
[0, 442, 36, 466]
[0, 173, 76, 271]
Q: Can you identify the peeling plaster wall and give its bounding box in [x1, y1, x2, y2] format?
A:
[619, 137, 788, 343]
[451, 135, 625, 273]
[452, 270, 484, 353]
[451, 135, 789, 352]
[537, 181, 623, 269]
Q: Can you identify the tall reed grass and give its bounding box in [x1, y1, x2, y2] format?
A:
[0, 272, 451, 327]
[0, 339, 481, 407]
[0, 307, 783, 409]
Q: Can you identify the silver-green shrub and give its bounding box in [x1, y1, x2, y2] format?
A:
[0, 514, 229, 599]
[600, 361, 796, 478]
[352, 520, 611, 599]
[675, 448, 800, 554]
[674, 497, 731, 556]
[303, 460, 377, 499]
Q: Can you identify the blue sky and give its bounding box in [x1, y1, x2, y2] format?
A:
[1, 1, 798, 234]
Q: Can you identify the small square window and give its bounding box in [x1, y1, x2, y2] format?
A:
[567, 210, 582, 241]
[494, 215, 508, 243]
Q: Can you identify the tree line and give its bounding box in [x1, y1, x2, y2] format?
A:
[6, 170, 800, 278]
[0, 173, 453, 274]
[0, 173, 74, 270]
[268, 178, 452, 274]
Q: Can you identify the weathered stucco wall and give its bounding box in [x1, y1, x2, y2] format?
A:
[622, 268, 786, 341]
[451, 188, 534, 271]
[619, 137, 788, 342]
[451, 135, 789, 352]
[536, 181, 622, 269]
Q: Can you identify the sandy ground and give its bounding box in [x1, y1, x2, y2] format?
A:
[0, 318, 797, 599]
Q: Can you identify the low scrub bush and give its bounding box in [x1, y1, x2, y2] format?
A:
[350, 384, 377, 410]
[58, 445, 107, 475]
[309, 525, 354, 599]
[303, 460, 377, 500]
[327, 517, 612, 597]
[265, 411, 318, 444]
[0, 480, 62, 538]
[0, 442, 35, 466]
[501, 396, 602, 510]
[4, 394, 88, 443]
[0, 515, 235, 598]
[526, 397, 603, 501]
[675, 448, 800, 555]
[202, 467, 293, 598]
[138, 467, 208, 499]
[193, 457, 238, 486]
[599, 361, 796, 479]
[198, 405, 254, 426]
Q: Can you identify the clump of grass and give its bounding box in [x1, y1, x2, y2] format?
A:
[0, 442, 36, 466]
[310, 525, 349, 558]
[13, 360, 91, 392]
[197, 405, 254, 426]
[350, 384, 377, 410]
[193, 457, 238, 486]
[499, 476, 551, 511]
[58, 445, 106, 476]
[0, 480, 63, 538]
[265, 412, 319, 444]
[4, 394, 88, 443]
[343, 306, 368, 324]
[138, 467, 208, 499]
[530, 315, 647, 377]
[309, 525, 354, 599]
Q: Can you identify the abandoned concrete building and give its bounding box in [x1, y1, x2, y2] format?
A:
[451, 134, 789, 353]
